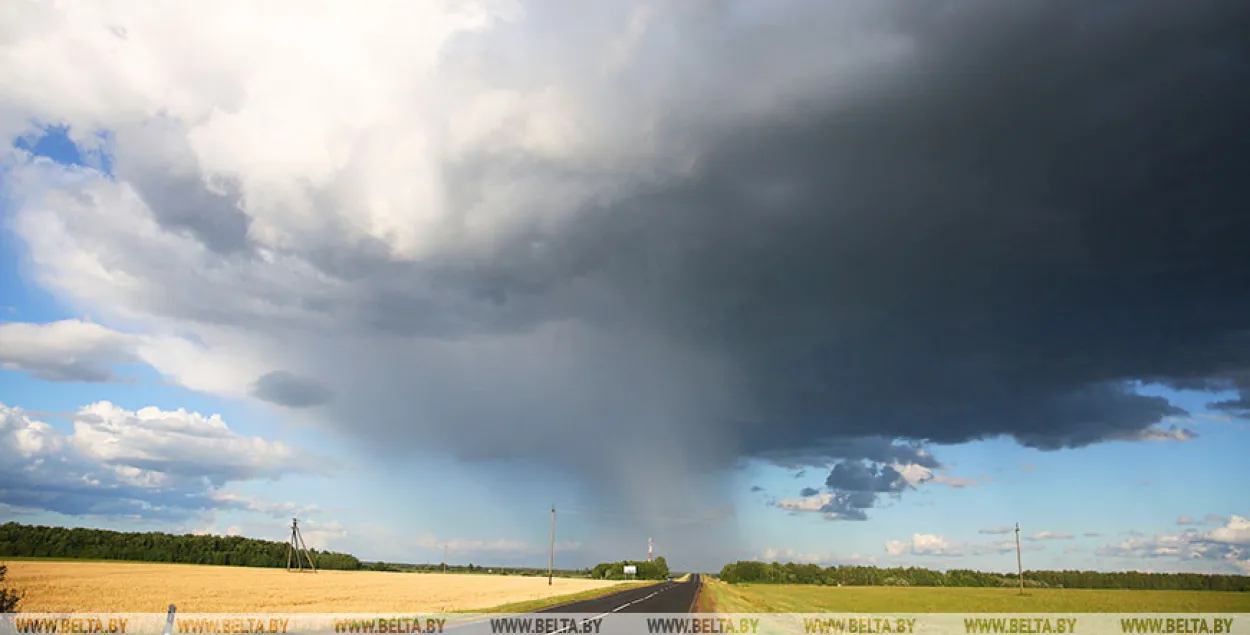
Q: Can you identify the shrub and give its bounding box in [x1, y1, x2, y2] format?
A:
[0, 564, 23, 613]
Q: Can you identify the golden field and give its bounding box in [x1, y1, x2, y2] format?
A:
[4, 561, 639, 613]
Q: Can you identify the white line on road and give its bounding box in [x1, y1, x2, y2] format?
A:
[545, 583, 678, 634]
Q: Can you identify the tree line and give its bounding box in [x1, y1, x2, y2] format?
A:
[717, 561, 1250, 591]
[0, 522, 362, 570]
[0, 522, 657, 579]
[362, 561, 593, 577]
[591, 557, 670, 580]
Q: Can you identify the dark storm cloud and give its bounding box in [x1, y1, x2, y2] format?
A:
[13, 1, 1238, 468]
[809, 461, 912, 521]
[1208, 371, 1250, 417]
[824, 462, 909, 494]
[758, 438, 940, 470]
[1210, 398, 1250, 417]
[429, 0, 1250, 462]
[819, 491, 875, 522]
[777, 460, 918, 521]
[111, 118, 252, 254]
[250, 371, 335, 408]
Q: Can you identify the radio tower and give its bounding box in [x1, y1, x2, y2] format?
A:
[648, 537, 653, 562]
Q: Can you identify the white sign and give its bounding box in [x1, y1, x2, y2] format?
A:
[623, 565, 637, 576]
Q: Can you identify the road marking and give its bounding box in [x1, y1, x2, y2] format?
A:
[445, 581, 678, 634]
[546, 582, 682, 633]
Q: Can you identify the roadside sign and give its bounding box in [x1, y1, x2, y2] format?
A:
[623, 565, 637, 576]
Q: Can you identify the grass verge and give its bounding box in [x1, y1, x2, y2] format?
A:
[465, 582, 650, 614]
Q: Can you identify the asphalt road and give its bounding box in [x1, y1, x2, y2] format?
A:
[443, 575, 700, 635]
[535, 574, 701, 614]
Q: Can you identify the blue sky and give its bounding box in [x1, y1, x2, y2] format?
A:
[1, 1, 1249, 577]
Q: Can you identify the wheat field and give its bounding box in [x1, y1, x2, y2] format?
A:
[4, 561, 635, 613]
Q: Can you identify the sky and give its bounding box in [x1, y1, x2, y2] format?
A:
[0, 0, 1248, 575]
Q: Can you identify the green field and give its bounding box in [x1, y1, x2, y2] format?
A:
[700, 579, 1250, 613]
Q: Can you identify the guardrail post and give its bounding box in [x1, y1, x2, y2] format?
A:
[163, 604, 176, 635]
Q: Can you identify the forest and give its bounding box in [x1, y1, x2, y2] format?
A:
[591, 557, 670, 580]
[360, 561, 594, 577]
[0, 522, 362, 570]
[717, 561, 1250, 591]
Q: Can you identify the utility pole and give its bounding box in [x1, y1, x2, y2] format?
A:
[548, 505, 556, 586]
[1015, 522, 1024, 596]
[443, 544, 448, 573]
[288, 518, 317, 573]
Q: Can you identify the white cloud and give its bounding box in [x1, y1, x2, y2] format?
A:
[1177, 516, 1198, 526]
[887, 463, 989, 489]
[759, 547, 875, 565]
[885, 533, 1043, 558]
[1096, 518, 1250, 574]
[929, 474, 985, 488]
[192, 518, 347, 551]
[412, 533, 580, 557]
[1027, 531, 1075, 541]
[1097, 532, 1198, 559]
[1111, 425, 1197, 443]
[70, 401, 313, 482]
[890, 463, 933, 486]
[774, 492, 833, 513]
[911, 533, 961, 556]
[0, 319, 140, 381]
[0, 319, 280, 401]
[0, 401, 318, 520]
[1197, 413, 1233, 423]
[1204, 515, 1250, 546]
[210, 492, 318, 519]
[885, 533, 963, 557]
[979, 526, 1015, 535]
[0, 0, 682, 269]
[297, 519, 349, 550]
